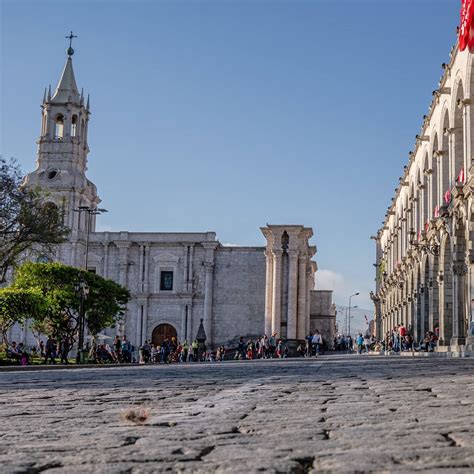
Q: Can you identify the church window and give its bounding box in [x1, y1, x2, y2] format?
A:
[47, 170, 58, 180]
[160, 271, 174, 291]
[54, 114, 64, 139]
[71, 115, 78, 137]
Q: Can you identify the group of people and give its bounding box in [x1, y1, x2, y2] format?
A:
[88, 335, 135, 363]
[341, 324, 441, 355]
[234, 334, 290, 360]
[6, 336, 70, 365]
[382, 325, 439, 353]
[138, 338, 203, 364]
[9, 326, 442, 365]
[88, 336, 203, 364]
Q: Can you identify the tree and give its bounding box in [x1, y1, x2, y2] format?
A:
[0, 157, 69, 283]
[0, 287, 46, 345]
[13, 262, 130, 356]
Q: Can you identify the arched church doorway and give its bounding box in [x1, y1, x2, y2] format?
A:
[152, 324, 177, 346]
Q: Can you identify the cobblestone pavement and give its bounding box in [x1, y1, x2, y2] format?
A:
[1, 356, 474, 473]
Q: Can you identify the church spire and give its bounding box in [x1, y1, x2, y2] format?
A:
[51, 32, 80, 104]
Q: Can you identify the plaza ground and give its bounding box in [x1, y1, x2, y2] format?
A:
[1, 356, 474, 473]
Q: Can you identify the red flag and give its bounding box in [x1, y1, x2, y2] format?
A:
[457, 167, 465, 184]
[434, 205, 440, 218]
[444, 189, 452, 204]
[460, 0, 474, 52]
[425, 220, 429, 232]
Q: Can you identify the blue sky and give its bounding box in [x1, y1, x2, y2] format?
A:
[0, 0, 461, 327]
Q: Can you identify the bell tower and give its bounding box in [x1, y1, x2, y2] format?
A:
[25, 33, 100, 238]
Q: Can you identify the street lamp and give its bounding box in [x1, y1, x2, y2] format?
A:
[72, 206, 106, 363]
[347, 305, 358, 334]
[74, 274, 90, 363]
[348, 292, 360, 337]
[73, 206, 108, 270]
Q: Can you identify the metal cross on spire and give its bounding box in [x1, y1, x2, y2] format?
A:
[66, 31, 77, 57]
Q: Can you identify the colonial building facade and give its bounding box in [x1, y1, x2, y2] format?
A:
[6, 47, 337, 350]
[373, 40, 474, 351]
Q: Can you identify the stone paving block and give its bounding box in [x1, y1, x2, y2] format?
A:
[1, 356, 474, 472]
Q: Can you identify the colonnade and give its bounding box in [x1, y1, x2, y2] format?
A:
[261, 225, 316, 340]
[374, 44, 474, 349]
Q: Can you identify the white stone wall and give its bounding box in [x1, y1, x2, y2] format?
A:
[212, 247, 266, 346]
[310, 290, 336, 347]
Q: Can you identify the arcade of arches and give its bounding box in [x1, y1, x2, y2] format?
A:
[373, 43, 474, 350]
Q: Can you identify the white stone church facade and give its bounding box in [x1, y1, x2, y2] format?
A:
[9, 49, 335, 350]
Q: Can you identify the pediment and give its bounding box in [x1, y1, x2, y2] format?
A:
[153, 252, 180, 264]
[87, 252, 103, 263]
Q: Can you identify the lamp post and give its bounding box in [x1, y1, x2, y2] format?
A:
[74, 274, 90, 363]
[72, 206, 107, 362]
[73, 206, 108, 270]
[347, 305, 358, 334]
[348, 292, 360, 337]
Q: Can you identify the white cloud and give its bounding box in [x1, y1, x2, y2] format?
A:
[314, 269, 344, 292]
[315, 267, 373, 315]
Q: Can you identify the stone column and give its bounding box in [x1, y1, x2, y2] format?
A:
[187, 245, 194, 292]
[287, 250, 299, 340]
[116, 242, 130, 288]
[138, 244, 144, 292]
[183, 245, 189, 291]
[271, 249, 283, 336]
[202, 241, 218, 347]
[103, 242, 109, 278]
[451, 261, 468, 346]
[264, 250, 274, 336]
[462, 101, 470, 177]
[466, 247, 474, 348]
[448, 129, 455, 185]
[143, 245, 150, 293]
[116, 242, 130, 337]
[203, 262, 214, 346]
[297, 256, 307, 340]
[306, 264, 315, 336]
[136, 297, 148, 347]
[181, 305, 187, 342]
[187, 303, 193, 341]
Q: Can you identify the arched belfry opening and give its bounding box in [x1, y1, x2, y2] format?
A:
[54, 114, 64, 139]
[71, 115, 78, 137]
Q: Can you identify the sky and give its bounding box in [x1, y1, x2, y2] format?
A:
[0, 0, 461, 332]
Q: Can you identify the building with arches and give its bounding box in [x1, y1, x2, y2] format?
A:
[6, 46, 336, 351]
[372, 39, 474, 353]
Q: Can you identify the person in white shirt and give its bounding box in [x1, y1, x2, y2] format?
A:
[311, 330, 322, 356]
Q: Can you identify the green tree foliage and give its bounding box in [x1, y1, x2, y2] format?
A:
[0, 157, 69, 283]
[0, 287, 46, 345]
[13, 262, 130, 354]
